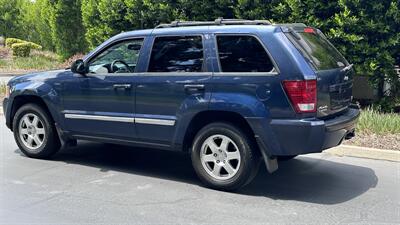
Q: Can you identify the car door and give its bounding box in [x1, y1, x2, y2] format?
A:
[62, 38, 144, 139]
[134, 34, 213, 146]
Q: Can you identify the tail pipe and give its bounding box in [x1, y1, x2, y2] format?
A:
[345, 129, 356, 140]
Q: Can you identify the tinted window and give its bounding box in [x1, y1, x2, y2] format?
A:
[217, 36, 274, 72]
[148, 36, 204, 72]
[285, 31, 348, 70]
[88, 39, 143, 74]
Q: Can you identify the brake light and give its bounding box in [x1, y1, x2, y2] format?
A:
[283, 80, 317, 113]
[304, 27, 315, 34]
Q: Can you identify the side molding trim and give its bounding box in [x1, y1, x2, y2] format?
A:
[64, 113, 175, 126]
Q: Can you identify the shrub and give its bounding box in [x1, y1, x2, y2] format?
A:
[357, 107, 400, 134]
[11, 42, 32, 57]
[6, 38, 42, 57]
[5, 38, 25, 47]
[27, 42, 42, 50]
[5, 38, 42, 51]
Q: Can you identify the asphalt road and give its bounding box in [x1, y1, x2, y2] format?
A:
[1, 117, 399, 224]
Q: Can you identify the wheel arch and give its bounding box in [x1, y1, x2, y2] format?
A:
[177, 110, 258, 153]
[9, 94, 56, 131]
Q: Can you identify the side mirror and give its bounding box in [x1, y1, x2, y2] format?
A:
[71, 59, 88, 75]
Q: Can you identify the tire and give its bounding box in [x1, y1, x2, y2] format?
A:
[191, 122, 260, 191]
[13, 103, 61, 159]
[277, 155, 298, 161]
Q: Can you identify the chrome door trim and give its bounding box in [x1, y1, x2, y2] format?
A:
[135, 118, 175, 126]
[64, 114, 134, 123]
[64, 113, 175, 126]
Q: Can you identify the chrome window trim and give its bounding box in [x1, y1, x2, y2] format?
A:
[135, 72, 213, 76]
[213, 72, 279, 76]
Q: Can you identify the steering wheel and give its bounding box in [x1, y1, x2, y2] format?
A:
[110, 60, 131, 73]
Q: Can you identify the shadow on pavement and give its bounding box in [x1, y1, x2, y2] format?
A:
[15, 141, 378, 205]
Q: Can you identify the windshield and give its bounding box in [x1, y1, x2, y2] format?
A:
[286, 30, 348, 70]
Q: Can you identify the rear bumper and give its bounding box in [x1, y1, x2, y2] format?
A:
[247, 107, 360, 156]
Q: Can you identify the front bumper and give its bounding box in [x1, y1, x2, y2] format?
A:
[248, 107, 360, 156]
[3, 97, 11, 129]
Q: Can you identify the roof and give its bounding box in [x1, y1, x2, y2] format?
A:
[112, 19, 304, 39]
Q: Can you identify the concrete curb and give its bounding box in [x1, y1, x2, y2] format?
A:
[326, 145, 400, 162]
[0, 72, 25, 77]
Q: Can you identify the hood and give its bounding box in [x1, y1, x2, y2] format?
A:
[8, 69, 69, 85]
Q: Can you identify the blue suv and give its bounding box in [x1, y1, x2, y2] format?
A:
[3, 19, 360, 191]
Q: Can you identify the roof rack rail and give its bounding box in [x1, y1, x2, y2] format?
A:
[155, 18, 272, 29]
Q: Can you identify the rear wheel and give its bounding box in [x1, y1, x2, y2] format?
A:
[13, 103, 61, 158]
[191, 122, 260, 191]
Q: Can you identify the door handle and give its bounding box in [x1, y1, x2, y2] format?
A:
[184, 84, 205, 92]
[113, 84, 131, 90]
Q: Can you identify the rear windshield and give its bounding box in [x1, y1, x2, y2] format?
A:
[285, 31, 348, 70]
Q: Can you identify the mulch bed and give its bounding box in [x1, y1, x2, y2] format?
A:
[344, 133, 400, 151]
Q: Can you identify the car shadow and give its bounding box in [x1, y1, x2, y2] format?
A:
[15, 141, 378, 205]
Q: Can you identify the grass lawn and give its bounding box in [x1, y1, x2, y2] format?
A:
[0, 47, 61, 73]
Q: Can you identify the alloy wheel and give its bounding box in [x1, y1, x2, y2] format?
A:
[18, 113, 46, 151]
[200, 134, 241, 180]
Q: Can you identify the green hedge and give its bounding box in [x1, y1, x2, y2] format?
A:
[11, 42, 32, 57]
[5, 38, 25, 47]
[6, 38, 43, 57]
[27, 42, 42, 50]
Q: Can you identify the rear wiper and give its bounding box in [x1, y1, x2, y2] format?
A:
[289, 27, 301, 40]
[341, 64, 354, 72]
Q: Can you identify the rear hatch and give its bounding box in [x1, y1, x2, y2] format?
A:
[283, 25, 353, 117]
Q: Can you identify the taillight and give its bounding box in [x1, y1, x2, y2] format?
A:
[283, 80, 317, 113]
[304, 27, 316, 34]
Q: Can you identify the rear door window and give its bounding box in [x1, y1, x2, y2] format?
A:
[148, 36, 204, 72]
[216, 35, 275, 72]
[285, 30, 348, 70]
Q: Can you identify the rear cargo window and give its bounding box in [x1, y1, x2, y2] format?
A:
[216, 35, 274, 73]
[286, 31, 348, 70]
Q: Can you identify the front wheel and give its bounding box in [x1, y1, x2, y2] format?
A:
[191, 122, 260, 191]
[13, 103, 61, 159]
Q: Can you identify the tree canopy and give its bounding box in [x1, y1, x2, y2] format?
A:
[0, 0, 398, 108]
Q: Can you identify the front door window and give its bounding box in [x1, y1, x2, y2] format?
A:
[88, 39, 144, 74]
